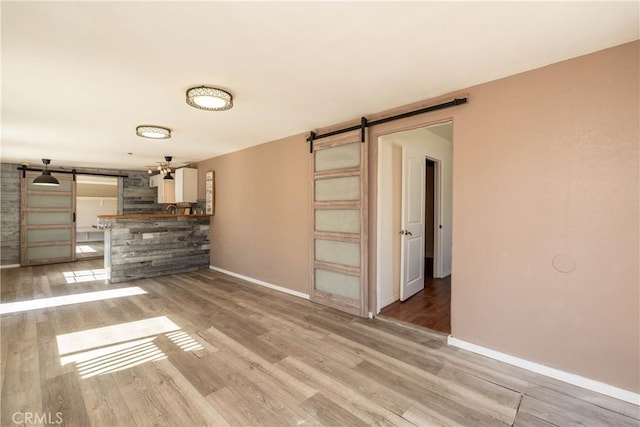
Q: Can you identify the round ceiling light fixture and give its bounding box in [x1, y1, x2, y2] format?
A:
[186, 86, 233, 111]
[136, 125, 171, 139]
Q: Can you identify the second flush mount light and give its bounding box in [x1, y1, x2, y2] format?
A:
[136, 86, 231, 144]
[186, 86, 233, 111]
[136, 125, 171, 139]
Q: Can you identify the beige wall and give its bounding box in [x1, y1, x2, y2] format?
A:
[197, 41, 639, 392]
[76, 198, 117, 229]
[450, 41, 639, 392]
[196, 134, 310, 294]
[77, 182, 117, 197]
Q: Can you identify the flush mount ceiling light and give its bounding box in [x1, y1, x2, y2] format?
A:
[186, 86, 233, 111]
[33, 159, 60, 186]
[136, 125, 171, 139]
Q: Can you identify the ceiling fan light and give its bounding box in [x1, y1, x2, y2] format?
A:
[186, 86, 232, 111]
[136, 126, 171, 139]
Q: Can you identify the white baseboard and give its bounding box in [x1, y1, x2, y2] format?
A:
[447, 336, 640, 406]
[0, 264, 20, 269]
[209, 266, 309, 300]
[379, 294, 399, 310]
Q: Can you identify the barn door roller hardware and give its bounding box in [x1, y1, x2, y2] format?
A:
[19, 165, 128, 179]
[307, 97, 467, 153]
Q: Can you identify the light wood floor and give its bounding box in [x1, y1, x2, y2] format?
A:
[1, 260, 639, 426]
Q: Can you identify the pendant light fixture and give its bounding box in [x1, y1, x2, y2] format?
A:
[163, 156, 174, 180]
[186, 86, 233, 111]
[136, 125, 171, 139]
[33, 159, 60, 186]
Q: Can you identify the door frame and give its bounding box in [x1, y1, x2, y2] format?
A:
[375, 119, 453, 314]
[429, 157, 444, 279]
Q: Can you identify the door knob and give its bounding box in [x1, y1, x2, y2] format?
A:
[399, 230, 413, 236]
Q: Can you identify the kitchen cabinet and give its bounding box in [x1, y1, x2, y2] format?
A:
[149, 174, 175, 203]
[149, 173, 161, 188]
[149, 167, 195, 203]
[175, 168, 198, 203]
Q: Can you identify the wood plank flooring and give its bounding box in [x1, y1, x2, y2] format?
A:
[1, 259, 639, 426]
[380, 274, 451, 334]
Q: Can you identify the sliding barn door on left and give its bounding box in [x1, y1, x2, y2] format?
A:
[21, 171, 76, 265]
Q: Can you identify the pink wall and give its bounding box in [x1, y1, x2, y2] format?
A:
[197, 134, 310, 294]
[450, 40, 638, 392]
[197, 41, 639, 392]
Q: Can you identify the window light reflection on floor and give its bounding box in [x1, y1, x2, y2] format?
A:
[57, 316, 180, 354]
[76, 245, 97, 254]
[166, 330, 204, 352]
[57, 316, 206, 379]
[63, 269, 108, 284]
[60, 337, 167, 379]
[0, 286, 146, 315]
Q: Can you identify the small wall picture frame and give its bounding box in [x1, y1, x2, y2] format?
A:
[205, 171, 215, 215]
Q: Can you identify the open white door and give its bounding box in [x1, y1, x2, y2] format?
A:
[400, 146, 425, 301]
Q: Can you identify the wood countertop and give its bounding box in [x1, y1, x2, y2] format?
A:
[98, 214, 213, 219]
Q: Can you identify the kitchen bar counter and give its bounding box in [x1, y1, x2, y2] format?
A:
[98, 214, 210, 283]
[98, 213, 212, 219]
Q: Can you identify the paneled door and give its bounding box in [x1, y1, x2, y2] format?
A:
[400, 146, 426, 300]
[310, 129, 368, 317]
[21, 171, 76, 265]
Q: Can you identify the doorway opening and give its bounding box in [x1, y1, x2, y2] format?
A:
[75, 175, 117, 260]
[425, 159, 436, 278]
[376, 121, 452, 334]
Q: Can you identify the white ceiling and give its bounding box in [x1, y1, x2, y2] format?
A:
[2, 2, 638, 171]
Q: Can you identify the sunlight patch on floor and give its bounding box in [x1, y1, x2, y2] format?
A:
[57, 316, 206, 378]
[60, 337, 167, 378]
[0, 286, 146, 315]
[63, 268, 107, 284]
[56, 316, 180, 355]
[166, 330, 204, 352]
[76, 245, 97, 254]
